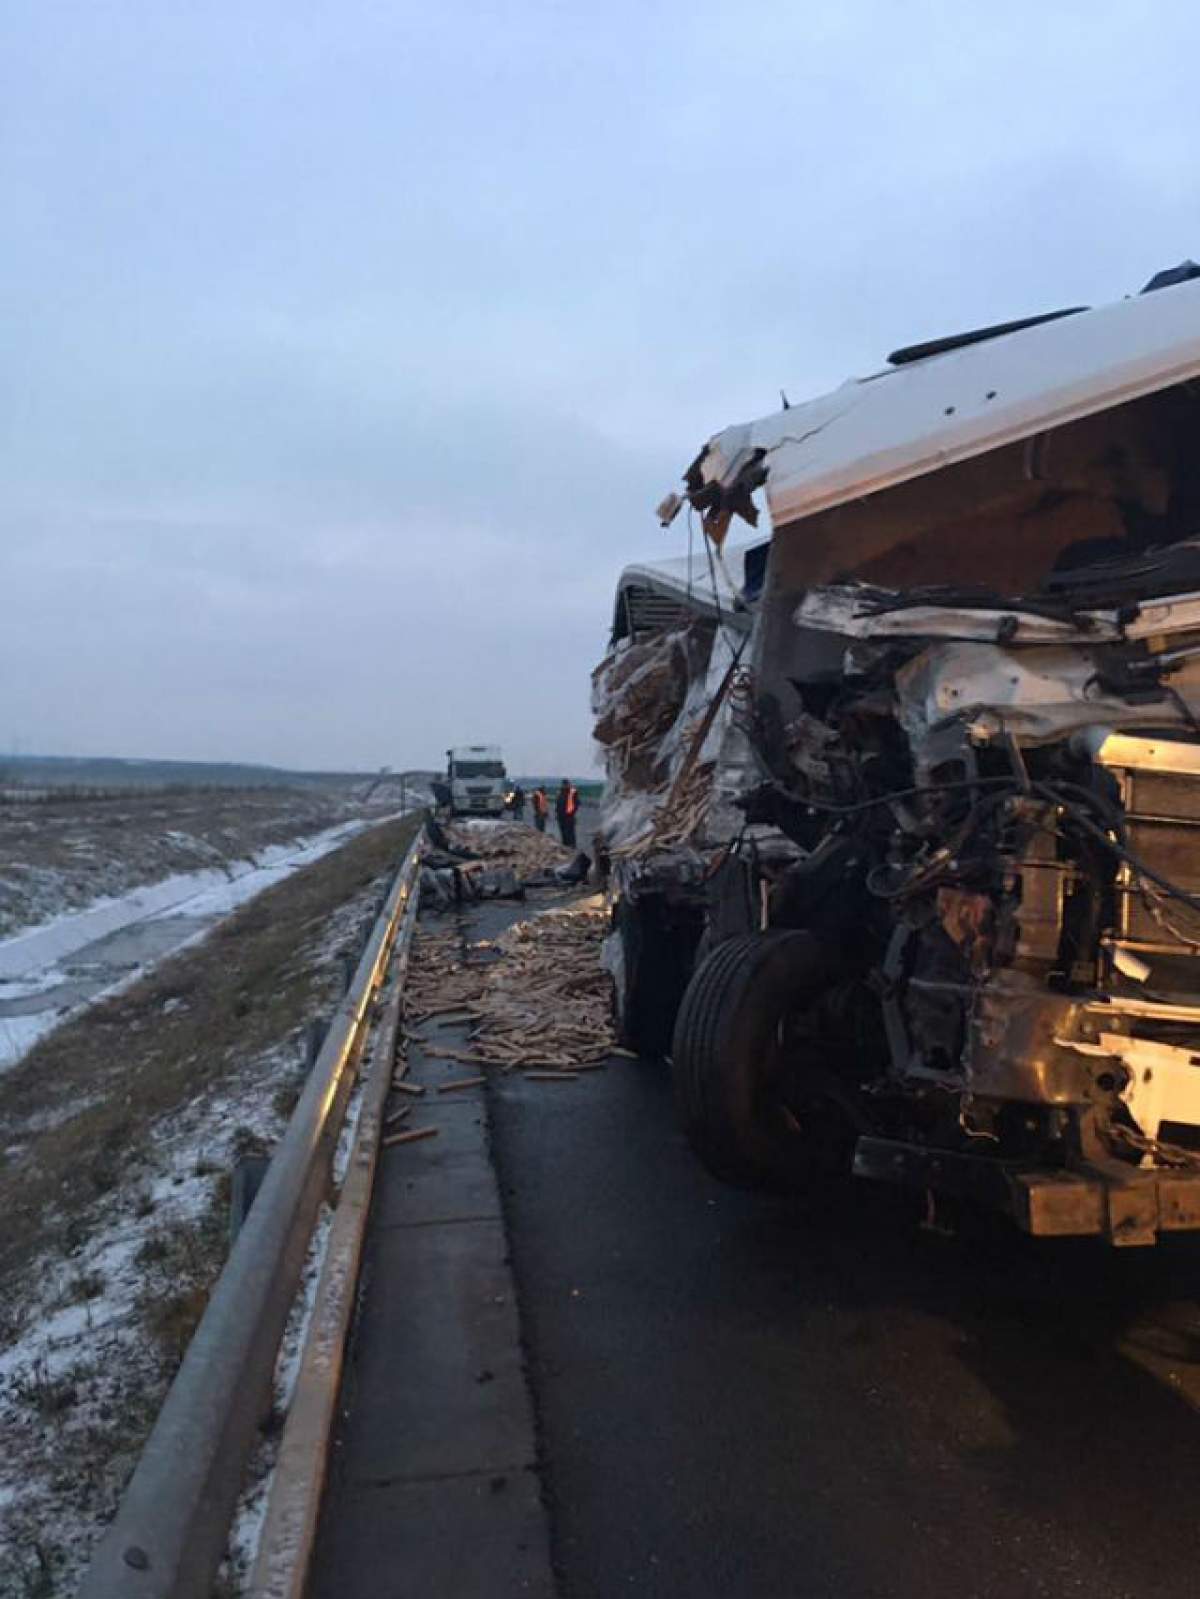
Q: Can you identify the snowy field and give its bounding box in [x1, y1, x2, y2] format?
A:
[0, 782, 426, 940]
[0, 817, 387, 1070]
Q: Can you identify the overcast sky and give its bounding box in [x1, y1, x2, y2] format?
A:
[3, 1, 1200, 774]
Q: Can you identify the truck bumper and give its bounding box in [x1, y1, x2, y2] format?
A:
[853, 1135, 1200, 1247]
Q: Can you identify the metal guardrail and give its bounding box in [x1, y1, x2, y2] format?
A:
[249, 883, 418, 1598]
[79, 828, 425, 1599]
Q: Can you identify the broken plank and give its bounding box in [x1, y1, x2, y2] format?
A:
[382, 1125, 441, 1148]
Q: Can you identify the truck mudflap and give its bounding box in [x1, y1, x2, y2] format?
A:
[853, 1136, 1200, 1247]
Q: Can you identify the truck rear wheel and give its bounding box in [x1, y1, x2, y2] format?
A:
[672, 930, 854, 1190]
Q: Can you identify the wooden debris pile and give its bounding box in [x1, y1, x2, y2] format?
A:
[609, 759, 714, 861]
[592, 628, 691, 791]
[405, 901, 617, 1072]
[445, 821, 573, 878]
[405, 926, 487, 1016]
[598, 641, 740, 864]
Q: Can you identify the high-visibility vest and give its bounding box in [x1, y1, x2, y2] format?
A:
[564, 785, 578, 817]
[533, 790, 549, 816]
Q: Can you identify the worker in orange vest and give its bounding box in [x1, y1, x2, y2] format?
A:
[556, 778, 579, 849]
[532, 785, 549, 833]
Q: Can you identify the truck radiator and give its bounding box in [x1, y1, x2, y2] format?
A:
[1098, 734, 1200, 990]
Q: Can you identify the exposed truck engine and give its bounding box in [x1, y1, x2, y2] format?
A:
[596, 264, 1200, 1244]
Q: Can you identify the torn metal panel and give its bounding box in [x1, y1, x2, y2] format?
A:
[794, 580, 1200, 648]
[794, 585, 1120, 645]
[893, 640, 1200, 748]
[962, 972, 1092, 1103]
[676, 274, 1200, 540]
[1105, 1033, 1200, 1144]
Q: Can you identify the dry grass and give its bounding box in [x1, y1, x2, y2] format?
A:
[0, 812, 420, 1283]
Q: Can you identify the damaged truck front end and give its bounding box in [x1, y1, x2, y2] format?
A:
[602, 268, 1200, 1244]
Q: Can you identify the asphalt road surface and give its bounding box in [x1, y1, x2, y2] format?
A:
[319, 885, 1200, 1599]
[491, 992, 1200, 1599]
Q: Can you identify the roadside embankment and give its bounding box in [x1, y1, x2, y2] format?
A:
[0, 812, 419, 1596]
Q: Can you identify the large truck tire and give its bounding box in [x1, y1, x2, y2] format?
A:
[611, 895, 701, 1060]
[672, 930, 852, 1190]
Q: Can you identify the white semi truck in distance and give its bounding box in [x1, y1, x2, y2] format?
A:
[444, 745, 508, 817]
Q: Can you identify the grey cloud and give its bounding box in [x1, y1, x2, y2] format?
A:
[3, 0, 1200, 771]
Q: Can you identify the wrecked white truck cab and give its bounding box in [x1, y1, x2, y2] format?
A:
[602, 265, 1200, 1244]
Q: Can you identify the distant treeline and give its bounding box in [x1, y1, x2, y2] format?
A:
[516, 778, 603, 798]
[0, 754, 369, 792]
[0, 781, 316, 807]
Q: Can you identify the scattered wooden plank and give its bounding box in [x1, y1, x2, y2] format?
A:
[437, 1074, 486, 1093]
[406, 890, 617, 1075]
[392, 1079, 426, 1097]
[382, 1124, 440, 1148]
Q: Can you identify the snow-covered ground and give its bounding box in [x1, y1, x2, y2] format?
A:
[0, 875, 384, 1595]
[0, 786, 387, 940]
[0, 818, 389, 1071]
[0, 1039, 299, 1593]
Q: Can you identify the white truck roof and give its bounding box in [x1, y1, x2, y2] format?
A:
[687, 275, 1200, 533]
[613, 543, 758, 639]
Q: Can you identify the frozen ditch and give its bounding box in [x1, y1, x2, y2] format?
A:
[0, 818, 384, 1070]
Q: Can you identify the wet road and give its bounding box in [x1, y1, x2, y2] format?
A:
[491, 1029, 1200, 1598]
